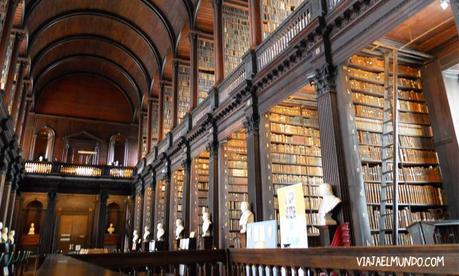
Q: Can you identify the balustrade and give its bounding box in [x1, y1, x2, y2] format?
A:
[24, 161, 135, 179]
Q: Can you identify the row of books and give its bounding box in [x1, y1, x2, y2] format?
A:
[348, 56, 420, 78]
[362, 164, 442, 182]
[372, 233, 413, 246]
[349, 79, 385, 94]
[227, 160, 248, 169]
[193, 152, 210, 230]
[271, 134, 321, 146]
[198, 71, 214, 104]
[360, 146, 438, 163]
[400, 112, 430, 125]
[270, 122, 320, 136]
[348, 67, 384, 82]
[399, 101, 428, 113]
[272, 174, 323, 185]
[226, 152, 247, 161]
[365, 182, 444, 206]
[178, 65, 191, 123]
[368, 206, 443, 230]
[198, 38, 214, 70]
[399, 90, 424, 102]
[272, 164, 323, 176]
[355, 118, 433, 136]
[271, 153, 322, 166]
[270, 144, 321, 156]
[162, 86, 173, 135]
[269, 113, 318, 126]
[270, 105, 316, 117]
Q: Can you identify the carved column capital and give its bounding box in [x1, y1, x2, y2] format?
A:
[312, 64, 337, 96]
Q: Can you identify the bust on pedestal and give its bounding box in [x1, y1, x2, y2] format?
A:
[107, 223, 115, 234]
[8, 231, 14, 244]
[238, 201, 254, 248]
[318, 183, 341, 226]
[175, 219, 184, 240]
[1, 227, 8, 243]
[132, 230, 140, 251]
[155, 223, 167, 251]
[201, 208, 212, 249]
[28, 223, 35, 235]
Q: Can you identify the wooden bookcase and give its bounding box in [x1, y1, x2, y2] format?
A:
[151, 100, 159, 147]
[143, 185, 154, 231]
[170, 167, 184, 249]
[0, 33, 14, 90]
[222, 5, 249, 76]
[261, 0, 303, 39]
[163, 85, 173, 135]
[198, 38, 215, 104]
[343, 51, 448, 245]
[221, 129, 248, 247]
[190, 151, 210, 235]
[178, 65, 191, 123]
[134, 193, 143, 233]
[155, 179, 167, 226]
[262, 100, 323, 243]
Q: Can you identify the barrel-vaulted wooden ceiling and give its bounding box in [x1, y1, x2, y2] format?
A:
[20, 0, 221, 121]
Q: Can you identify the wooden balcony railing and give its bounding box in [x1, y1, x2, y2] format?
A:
[71, 245, 459, 275]
[328, 0, 344, 11]
[24, 161, 135, 179]
[255, 0, 318, 72]
[218, 62, 246, 105]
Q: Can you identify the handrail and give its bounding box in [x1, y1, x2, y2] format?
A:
[71, 245, 459, 275]
[24, 161, 135, 179]
[328, 0, 344, 11]
[217, 62, 246, 105]
[255, 0, 316, 72]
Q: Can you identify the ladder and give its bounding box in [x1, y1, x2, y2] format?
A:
[379, 47, 400, 245]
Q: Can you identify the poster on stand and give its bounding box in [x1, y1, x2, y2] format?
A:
[277, 183, 308, 248]
[246, 220, 277, 248]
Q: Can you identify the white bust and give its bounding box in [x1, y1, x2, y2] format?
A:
[8, 230, 15, 244]
[1, 227, 8, 243]
[28, 223, 36, 235]
[318, 183, 342, 226]
[239, 201, 254, 234]
[107, 223, 115, 234]
[175, 219, 184, 240]
[156, 223, 165, 241]
[132, 230, 139, 244]
[143, 226, 151, 242]
[201, 208, 211, 237]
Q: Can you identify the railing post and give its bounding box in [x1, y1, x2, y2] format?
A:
[207, 120, 220, 249]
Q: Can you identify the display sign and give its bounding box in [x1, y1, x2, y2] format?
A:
[246, 220, 277, 248]
[277, 183, 308, 248]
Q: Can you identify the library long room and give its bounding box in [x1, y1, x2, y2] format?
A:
[2, 0, 459, 274]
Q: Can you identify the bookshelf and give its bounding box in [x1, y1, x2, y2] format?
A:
[143, 185, 154, 230]
[151, 100, 159, 147]
[141, 115, 148, 158]
[198, 38, 215, 103]
[263, 102, 324, 241]
[221, 129, 248, 247]
[134, 193, 143, 232]
[0, 33, 14, 90]
[191, 151, 210, 235]
[7, 62, 19, 114]
[178, 65, 191, 123]
[261, 0, 302, 39]
[172, 167, 184, 223]
[345, 52, 448, 245]
[163, 85, 173, 135]
[223, 5, 250, 76]
[156, 179, 167, 226]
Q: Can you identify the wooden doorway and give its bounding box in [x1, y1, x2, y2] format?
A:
[56, 214, 89, 253]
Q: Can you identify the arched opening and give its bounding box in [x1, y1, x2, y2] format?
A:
[108, 133, 128, 166]
[32, 126, 55, 161]
[23, 200, 44, 236]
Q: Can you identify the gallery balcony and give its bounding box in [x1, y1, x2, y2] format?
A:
[21, 161, 135, 195]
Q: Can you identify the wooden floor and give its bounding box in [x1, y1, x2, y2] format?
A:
[37, 254, 122, 275]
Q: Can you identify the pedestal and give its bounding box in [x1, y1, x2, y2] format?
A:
[202, 236, 212, 250]
[155, 240, 167, 251]
[142, 241, 151, 252]
[319, 225, 336, 247]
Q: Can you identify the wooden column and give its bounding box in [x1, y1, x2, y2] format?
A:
[162, 161, 171, 250]
[243, 97, 264, 221]
[3, 32, 22, 105]
[248, 0, 262, 48]
[207, 124, 220, 248]
[18, 97, 31, 143]
[40, 191, 57, 254]
[212, 0, 224, 84]
[451, 0, 459, 33]
[10, 61, 26, 126]
[137, 111, 144, 158]
[6, 184, 17, 229]
[189, 31, 199, 109]
[158, 82, 165, 140]
[96, 192, 108, 247]
[0, 180, 11, 223]
[172, 59, 179, 128]
[143, 174, 155, 233]
[146, 99, 153, 153]
[181, 146, 192, 237]
[0, 0, 19, 77]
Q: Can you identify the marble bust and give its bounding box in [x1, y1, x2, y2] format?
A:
[1, 227, 8, 243]
[132, 230, 139, 244]
[107, 223, 115, 234]
[239, 201, 254, 234]
[175, 219, 184, 240]
[201, 208, 211, 237]
[28, 223, 36, 235]
[156, 223, 165, 241]
[8, 230, 14, 244]
[143, 226, 152, 242]
[318, 183, 342, 226]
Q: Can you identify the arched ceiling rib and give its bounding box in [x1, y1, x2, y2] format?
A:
[34, 55, 141, 111]
[24, 0, 195, 109]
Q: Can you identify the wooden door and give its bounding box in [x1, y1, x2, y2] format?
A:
[57, 214, 89, 253]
